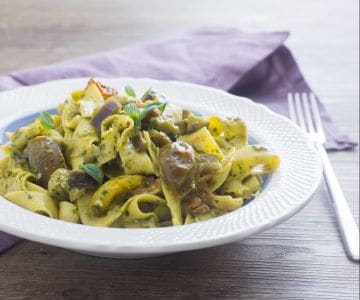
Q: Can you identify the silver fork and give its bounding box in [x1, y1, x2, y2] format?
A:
[288, 92, 359, 262]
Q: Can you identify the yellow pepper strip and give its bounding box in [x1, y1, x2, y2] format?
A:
[208, 116, 224, 137]
[90, 175, 144, 211]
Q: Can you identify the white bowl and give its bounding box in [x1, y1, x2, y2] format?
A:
[0, 78, 322, 258]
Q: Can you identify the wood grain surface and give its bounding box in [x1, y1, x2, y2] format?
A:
[0, 0, 359, 299]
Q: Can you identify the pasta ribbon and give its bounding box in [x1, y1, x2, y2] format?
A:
[207, 161, 232, 191]
[180, 127, 223, 160]
[184, 209, 224, 224]
[117, 117, 155, 175]
[5, 191, 58, 218]
[212, 195, 243, 211]
[220, 145, 279, 197]
[160, 179, 183, 226]
[209, 117, 247, 150]
[142, 131, 160, 176]
[0, 156, 58, 218]
[66, 119, 99, 169]
[0, 157, 36, 195]
[6, 121, 40, 150]
[59, 201, 80, 223]
[78, 192, 169, 228]
[79, 80, 104, 118]
[98, 115, 155, 175]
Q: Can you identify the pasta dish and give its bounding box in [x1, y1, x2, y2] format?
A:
[0, 79, 279, 228]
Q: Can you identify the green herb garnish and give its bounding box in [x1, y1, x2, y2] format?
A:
[123, 103, 141, 131]
[39, 112, 55, 130]
[123, 102, 167, 131]
[81, 164, 104, 185]
[124, 85, 136, 98]
[139, 102, 167, 118]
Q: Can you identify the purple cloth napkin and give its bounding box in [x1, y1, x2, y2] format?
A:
[0, 27, 356, 253]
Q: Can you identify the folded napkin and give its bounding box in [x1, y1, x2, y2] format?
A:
[0, 27, 356, 253]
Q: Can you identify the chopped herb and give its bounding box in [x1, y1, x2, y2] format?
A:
[124, 85, 136, 98]
[100, 189, 108, 197]
[81, 164, 104, 185]
[123, 103, 141, 131]
[123, 101, 167, 131]
[139, 102, 167, 119]
[39, 112, 55, 130]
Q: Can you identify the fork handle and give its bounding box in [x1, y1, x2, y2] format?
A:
[316, 142, 359, 262]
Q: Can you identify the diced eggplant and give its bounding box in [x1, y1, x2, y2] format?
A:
[67, 170, 99, 189]
[90, 99, 120, 131]
[48, 168, 71, 201]
[27, 136, 67, 188]
[177, 114, 209, 135]
[182, 184, 214, 214]
[159, 141, 198, 195]
[148, 129, 171, 147]
[198, 154, 222, 176]
[131, 176, 162, 196]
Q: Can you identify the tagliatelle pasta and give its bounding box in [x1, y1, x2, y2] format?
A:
[0, 79, 280, 228]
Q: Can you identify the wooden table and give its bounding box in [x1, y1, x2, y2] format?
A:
[0, 0, 358, 299]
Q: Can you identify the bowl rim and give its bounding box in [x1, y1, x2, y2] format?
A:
[0, 77, 323, 255]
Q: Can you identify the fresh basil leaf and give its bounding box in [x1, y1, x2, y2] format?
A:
[124, 85, 136, 98]
[123, 103, 139, 117]
[124, 102, 167, 131]
[123, 103, 141, 131]
[39, 112, 55, 130]
[81, 164, 104, 185]
[139, 102, 167, 120]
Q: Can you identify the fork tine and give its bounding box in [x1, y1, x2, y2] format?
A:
[294, 93, 306, 131]
[287, 93, 297, 123]
[301, 93, 315, 134]
[309, 93, 325, 135]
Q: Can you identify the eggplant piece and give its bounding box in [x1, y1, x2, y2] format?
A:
[68, 170, 99, 189]
[177, 114, 209, 135]
[159, 141, 198, 195]
[148, 129, 171, 148]
[90, 99, 120, 131]
[131, 177, 162, 196]
[182, 183, 213, 215]
[182, 194, 210, 215]
[48, 168, 71, 201]
[27, 136, 67, 188]
[198, 154, 222, 176]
